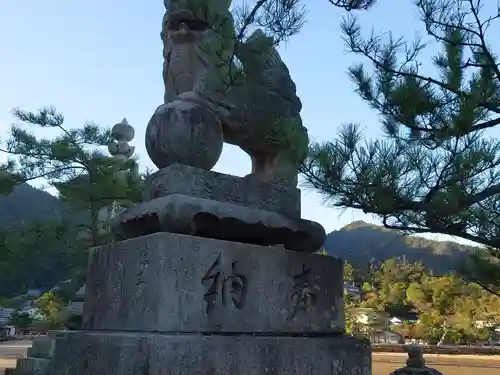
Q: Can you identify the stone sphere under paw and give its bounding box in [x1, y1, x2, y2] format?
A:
[145, 100, 223, 170]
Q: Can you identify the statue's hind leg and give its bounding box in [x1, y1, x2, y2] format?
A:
[240, 146, 299, 187]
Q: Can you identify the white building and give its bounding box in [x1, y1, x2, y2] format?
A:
[389, 317, 403, 326]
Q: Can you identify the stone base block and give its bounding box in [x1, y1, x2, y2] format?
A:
[26, 337, 55, 359]
[83, 233, 344, 333]
[16, 358, 51, 375]
[112, 194, 325, 253]
[143, 164, 301, 219]
[51, 331, 371, 375]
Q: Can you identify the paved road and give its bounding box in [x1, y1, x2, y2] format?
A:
[1, 341, 500, 374]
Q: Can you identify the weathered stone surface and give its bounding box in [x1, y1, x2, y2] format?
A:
[26, 337, 56, 359]
[51, 331, 371, 375]
[144, 164, 301, 218]
[48, 330, 69, 340]
[16, 358, 51, 375]
[161, 0, 308, 184]
[112, 194, 325, 253]
[161, 1, 234, 104]
[145, 101, 224, 170]
[83, 233, 344, 333]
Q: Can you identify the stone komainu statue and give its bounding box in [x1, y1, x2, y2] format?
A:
[147, 0, 308, 186]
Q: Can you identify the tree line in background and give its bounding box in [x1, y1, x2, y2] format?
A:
[341, 255, 500, 344]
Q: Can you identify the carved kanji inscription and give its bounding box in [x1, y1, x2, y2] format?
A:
[289, 264, 320, 318]
[201, 253, 248, 314]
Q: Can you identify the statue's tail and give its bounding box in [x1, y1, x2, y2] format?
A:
[236, 30, 301, 112]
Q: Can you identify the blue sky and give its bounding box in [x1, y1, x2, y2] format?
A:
[0, 1, 487, 243]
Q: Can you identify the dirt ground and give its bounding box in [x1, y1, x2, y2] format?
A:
[373, 353, 500, 375]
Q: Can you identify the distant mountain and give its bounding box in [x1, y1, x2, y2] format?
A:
[0, 184, 65, 227]
[323, 221, 479, 275]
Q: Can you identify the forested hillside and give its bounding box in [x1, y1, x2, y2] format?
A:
[324, 221, 478, 275]
[0, 185, 85, 297]
[0, 183, 64, 226]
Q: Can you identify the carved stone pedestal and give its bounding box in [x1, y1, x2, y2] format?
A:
[49, 233, 371, 375]
[82, 233, 344, 333]
[113, 164, 325, 253]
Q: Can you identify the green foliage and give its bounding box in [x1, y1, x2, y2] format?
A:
[343, 262, 356, 283]
[8, 311, 32, 329]
[344, 256, 500, 343]
[0, 220, 85, 297]
[181, 0, 306, 90]
[328, 0, 377, 11]
[460, 247, 500, 297]
[0, 107, 141, 245]
[304, 0, 500, 296]
[266, 117, 308, 163]
[0, 165, 18, 195]
[34, 291, 65, 329]
[316, 248, 329, 255]
[345, 308, 367, 336]
[0, 107, 144, 297]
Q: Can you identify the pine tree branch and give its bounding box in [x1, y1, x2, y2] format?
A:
[380, 217, 493, 246]
[474, 280, 500, 299]
[345, 33, 500, 114]
[466, 0, 500, 82]
[460, 182, 500, 207]
[328, 0, 377, 10]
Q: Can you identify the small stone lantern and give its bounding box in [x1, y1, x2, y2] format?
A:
[105, 118, 137, 220]
[389, 345, 443, 375]
[108, 118, 135, 161]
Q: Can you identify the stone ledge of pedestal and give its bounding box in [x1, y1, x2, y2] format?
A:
[50, 331, 371, 375]
[143, 164, 301, 219]
[26, 337, 55, 359]
[14, 358, 51, 375]
[83, 232, 344, 333]
[47, 331, 69, 340]
[112, 194, 325, 253]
